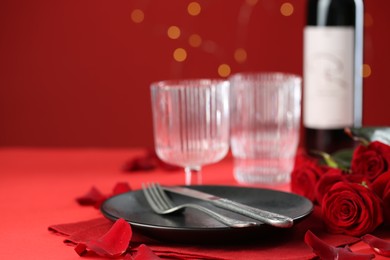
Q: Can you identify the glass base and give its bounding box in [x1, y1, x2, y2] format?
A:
[233, 158, 292, 185]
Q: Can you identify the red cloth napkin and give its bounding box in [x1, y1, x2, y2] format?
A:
[49, 206, 360, 260]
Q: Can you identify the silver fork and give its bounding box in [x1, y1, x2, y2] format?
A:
[142, 183, 258, 228]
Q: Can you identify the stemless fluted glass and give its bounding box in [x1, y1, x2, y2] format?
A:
[151, 79, 230, 185]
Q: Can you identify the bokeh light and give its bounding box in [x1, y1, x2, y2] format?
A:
[173, 48, 187, 62]
[218, 64, 231, 77]
[130, 9, 144, 23]
[280, 2, 294, 16]
[234, 48, 247, 63]
[188, 2, 201, 16]
[188, 34, 202, 48]
[245, 0, 258, 6]
[363, 64, 372, 78]
[167, 26, 181, 39]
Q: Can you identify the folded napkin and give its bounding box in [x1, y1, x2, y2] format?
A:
[49, 206, 360, 260]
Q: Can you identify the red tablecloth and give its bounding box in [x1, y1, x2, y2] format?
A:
[0, 148, 388, 259]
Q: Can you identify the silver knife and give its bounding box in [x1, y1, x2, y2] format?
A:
[163, 186, 294, 228]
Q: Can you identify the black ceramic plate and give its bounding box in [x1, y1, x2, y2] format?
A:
[101, 185, 313, 244]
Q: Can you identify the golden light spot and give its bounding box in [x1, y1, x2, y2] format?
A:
[362, 64, 372, 78]
[130, 9, 144, 23]
[218, 64, 231, 78]
[245, 0, 258, 6]
[188, 2, 201, 16]
[280, 2, 294, 17]
[173, 48, 187, 62]
[188, 34, 202, 47]
[364, 13, 374, 27]
[167, 26, 181, 40]
[234, 48, 247, 63]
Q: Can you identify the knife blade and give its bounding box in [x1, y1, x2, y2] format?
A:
[163, 186, 294, 228]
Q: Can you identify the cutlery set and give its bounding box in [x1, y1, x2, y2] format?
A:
[142, 183, 294, 229]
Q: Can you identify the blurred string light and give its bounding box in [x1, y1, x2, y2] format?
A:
[280, 2, 294, 16]
[129, 1, 298, 77]
[363, 12, 373, 78]
[236, 0, 259, 66]
[188, 34, 202, 48]
[218, 64, 231, 77]
[130, 9, 144, 23]
[246, 0, 258, 6]
[167, 26, 181, 39]
[362, 64, 372, 78]
[187, 2, 202, 16]
[173, 48, 187, 62]
[234, 48, 247, 64]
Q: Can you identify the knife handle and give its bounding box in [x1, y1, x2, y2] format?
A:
[212, 198, 294, 228]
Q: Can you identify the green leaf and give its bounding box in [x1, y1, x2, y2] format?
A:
[331, 148, 354, 170]
[346, 127, 390, 145]
[312, 151, 339, 168]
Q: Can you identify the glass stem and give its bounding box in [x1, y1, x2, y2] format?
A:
[184, 166, 202, 185]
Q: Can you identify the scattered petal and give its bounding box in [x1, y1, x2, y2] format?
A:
[133, 244, 161, 260]
[76, 186, 107, 208]
[112, 182, 132, 195]
[305, 230, 337, 259]
[337, 246, 375, 260]
[122, 151, 157, 172]
[123, 253, 134, 260]
[74, 243, 88, 256]
[305, 230, 374, 260]
[362, 234, 390, 257]
[84, 218, 132, 257]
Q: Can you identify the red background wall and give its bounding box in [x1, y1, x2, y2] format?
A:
[0, 0, 389, 148]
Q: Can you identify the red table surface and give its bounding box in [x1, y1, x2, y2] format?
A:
[0, 148, 387, 259]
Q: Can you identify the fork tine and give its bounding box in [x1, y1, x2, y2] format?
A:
[153, 183, 175, 208]
[149, 183, 172, 210]
[142, 183, 163, 213]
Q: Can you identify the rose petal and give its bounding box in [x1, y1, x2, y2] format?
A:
[85, 218, 132, 257]
[337, 246, 375, 260]
[305, 230, 338, 259]
[76, 186, 107, 208]
[133, 244, 161, 260]
[305, 230, 374, 260]
[383, 190, 390, 225]
[123, 253, 134, 260]
[315, 168, 346, 205]
[371, 170, 390, 198]
[362, 234, 390, 257]
[291, 156, 326, 202]
[112, 182, 132, 195]
[122, 151, 158, 172]
[74, 243, 88, 256]
[351, 141, 390, 182]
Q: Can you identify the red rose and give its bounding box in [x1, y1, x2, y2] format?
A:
[372, 170, 390, 225]
[315, 168, 346, 205]
[291, 154, 326, 202]
[351, 141, 390, 182]
[322, 182, 383, 236]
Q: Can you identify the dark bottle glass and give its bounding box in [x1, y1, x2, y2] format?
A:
[303, 0, 364, 154]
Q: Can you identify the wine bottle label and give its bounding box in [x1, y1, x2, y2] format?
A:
[304, 26, 354, 129]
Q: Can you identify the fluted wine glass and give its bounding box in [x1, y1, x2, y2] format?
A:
[151, 79, 230, 185]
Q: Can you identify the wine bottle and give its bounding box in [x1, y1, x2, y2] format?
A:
[303, 0, 364, 154]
